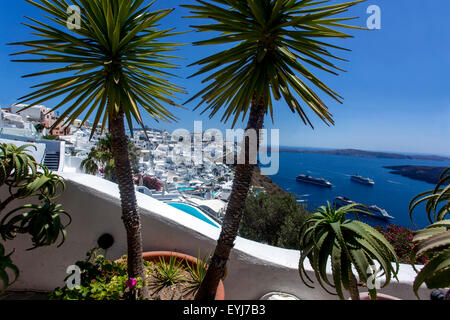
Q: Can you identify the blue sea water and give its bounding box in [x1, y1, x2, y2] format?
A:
[265, 152, 450, 230]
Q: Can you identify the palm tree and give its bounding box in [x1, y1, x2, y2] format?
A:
[80, 148, 100, 175]
[10, 0, 183, 299]
[298, 202, 399, 300]
[409, 167, 450, 299]
[182, 0, 366, 300]
[81, 134, 140, 182]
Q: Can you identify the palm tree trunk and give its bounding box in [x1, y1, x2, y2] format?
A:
[195, 99, 265, 300]
[109, 110, 148, 299]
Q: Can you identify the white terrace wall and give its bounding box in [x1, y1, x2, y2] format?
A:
[2, 173, 430, 300]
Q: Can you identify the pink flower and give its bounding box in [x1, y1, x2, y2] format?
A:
[126, 278, 138, 289]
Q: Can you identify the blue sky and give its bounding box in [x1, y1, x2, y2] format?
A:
[0, 0, 449, 156]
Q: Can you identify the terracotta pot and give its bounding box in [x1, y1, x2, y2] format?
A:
[117, 251, 225, 300]
[358, 292, 401, 300]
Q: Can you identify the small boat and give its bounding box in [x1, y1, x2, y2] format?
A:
[351, 174, 375, 186]
[296, 174, 333, 188]
[334, 196, 394, 221]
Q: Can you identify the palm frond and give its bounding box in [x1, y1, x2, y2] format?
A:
[183, 0, 366, 127]
[11, 0, 185, 137]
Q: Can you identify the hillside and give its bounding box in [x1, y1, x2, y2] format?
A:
[277, 148, 450, 161]
[384, 165, 447, 184]
[251, 166, 289, 196]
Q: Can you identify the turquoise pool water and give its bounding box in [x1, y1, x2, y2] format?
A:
[178, 187, 196, 192]
[167, 203, 219, 228]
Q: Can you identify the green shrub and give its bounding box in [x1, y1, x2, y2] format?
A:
[0, 143, 69, 293]
[42, 135, 59, 140]
[239, 191, 310, 249]
[50, 248, 144, 300]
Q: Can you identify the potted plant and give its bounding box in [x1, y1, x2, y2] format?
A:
[137, 251, 225, 300]
[50, 249, 225, 300]
[298, 202, 400, 300]
[409, 167, 450, 300]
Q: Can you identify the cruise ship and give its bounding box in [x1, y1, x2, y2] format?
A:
[351, 174, 375, 186]
[296, 174, 333, 188]
[334, 196, 394, 221]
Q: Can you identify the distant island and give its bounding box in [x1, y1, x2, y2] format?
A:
[277, 148, 450, 161]
[383, 166, 447, 185]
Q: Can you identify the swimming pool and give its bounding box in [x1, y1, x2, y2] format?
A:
[167, 203, 220, 228]
[178, 187, 196, 192]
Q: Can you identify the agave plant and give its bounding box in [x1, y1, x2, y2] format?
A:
[0, 201, 71, 250]
[0, 143, 37, 188]
[298, 202, 399, 300]
[0, 143, 69, 292]
[186, 251, 211, 286]
[10, 0, 184, 299]
[154, 255, 186, 286]
[182, 0, 366, 300]
[409, 220, 450, 298]
[0, 145, 66, 213]
[0, 244, 19, 294]
[409, 167, 449, 224]
[409, 167, 450, 299]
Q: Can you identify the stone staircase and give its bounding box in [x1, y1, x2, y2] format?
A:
[43, 152, 60, 171]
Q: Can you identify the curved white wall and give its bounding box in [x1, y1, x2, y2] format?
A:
[2, 173, 431, 300]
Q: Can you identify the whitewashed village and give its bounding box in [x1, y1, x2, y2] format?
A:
[0, 103, 242, 228]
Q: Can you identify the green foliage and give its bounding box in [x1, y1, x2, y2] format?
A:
[155, 255, 186, 286]
[409, 220, 450, 299]
[409, 168, 450, 298]
[0, 143, 69, 293]
[0, 244, 19, 294]
[239, 191, 310, 249]
[42, 135, 59, 141]
[34, 124, 45, 133]
[1, 200, 70, 250]
[10, 0, 184, 137]
[410, 167, 449, 224]
[183, 0, 365, 127]
[80, 134, 140, 182]
[186, 251, 211, 286]
[298, 202, 399, 300]
[50, 249, 215, 300]
[0, 143, 37, 185]
[50, 248, 144, 300]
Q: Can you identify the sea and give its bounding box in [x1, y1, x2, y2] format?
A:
[264, 150, 450, 230]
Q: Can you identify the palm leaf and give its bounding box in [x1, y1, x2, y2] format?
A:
[10, 0, 184, 137]
[183, 0, 366, 127]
